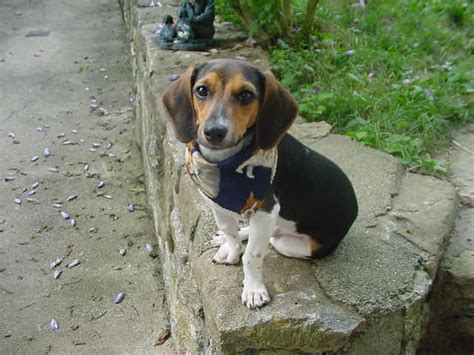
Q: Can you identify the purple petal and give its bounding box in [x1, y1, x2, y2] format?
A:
[146, 244, 158, 257]
[114, 293, 124, 304]
[43, 147, 51, 157]
[245, 38, 257, 46]
[424, 89, 434, 100]
[67, 195, 78, 201]
[60, 211, 70, 220]
[53, 269, 62, 279]
[31, 155, 39, 162]
[4, 176, 15, 182]
[37, 127, 46, 132]
[169, 74, 180, 81]
[27, 190, 36, 197]
[49, 319, 59, 331]
[52, 203, 62, 208]
[14, 198, 21, 205]
[50, 257, 63, 269]
[97, 180, 105, 188]
[344, 49, 355, 56]
[66, 259, 80, 268]
[127, 204, 135, 212]
[32, 182, 39, 189]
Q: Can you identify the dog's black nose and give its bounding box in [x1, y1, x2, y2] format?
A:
[204, 125, 228, 144]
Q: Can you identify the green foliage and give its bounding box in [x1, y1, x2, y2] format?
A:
[268, 0, 473, 175]
[217, 0, 319, 45]
[216, 0, 242, 25]
[242, 0, 280, 38]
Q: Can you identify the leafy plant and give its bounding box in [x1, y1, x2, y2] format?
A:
[218, 0, 320, 46]
[267, 0, 473, 175]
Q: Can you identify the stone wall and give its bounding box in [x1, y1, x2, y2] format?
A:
[119, 1, 466, 353]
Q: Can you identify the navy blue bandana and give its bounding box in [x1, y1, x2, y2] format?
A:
[186, 142, 277, 216]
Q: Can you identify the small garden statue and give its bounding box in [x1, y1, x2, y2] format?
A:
[157, 0, 215, 51]
[159, 15, 177, 43]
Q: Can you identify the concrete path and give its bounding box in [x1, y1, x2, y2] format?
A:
[0, 0, 172, 353]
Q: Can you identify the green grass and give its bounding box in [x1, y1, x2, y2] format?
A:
[268, 0, 473, 175]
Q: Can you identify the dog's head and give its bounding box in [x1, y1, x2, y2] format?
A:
[162, 59, 298, 151]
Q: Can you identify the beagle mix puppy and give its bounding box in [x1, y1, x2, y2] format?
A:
[162, 59, 358, 309]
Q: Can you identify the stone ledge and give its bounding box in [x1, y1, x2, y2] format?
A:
[419, 123, 474, 353]
[119, 1, 460, 352]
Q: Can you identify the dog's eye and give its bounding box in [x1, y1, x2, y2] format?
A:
[237, 90, 255, 104]
[195, 86, 209, 99]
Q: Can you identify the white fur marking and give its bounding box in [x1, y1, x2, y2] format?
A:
[211, 206, 243, 265]
[270, 216, 313, 259]
[270, 233, 312, 259]
[238, 226, 249, 241]
[241, 202, 280, 309]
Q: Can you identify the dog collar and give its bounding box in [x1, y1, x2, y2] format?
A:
[186, 141, 277, 217]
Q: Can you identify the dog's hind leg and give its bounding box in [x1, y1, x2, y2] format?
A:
[269, 217, 314, 259]
[270, 231, 312, 259]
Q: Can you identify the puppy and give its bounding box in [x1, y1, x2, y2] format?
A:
[162, 59, 358, 309]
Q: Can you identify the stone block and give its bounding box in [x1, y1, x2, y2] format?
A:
[120, 1, 461, 353]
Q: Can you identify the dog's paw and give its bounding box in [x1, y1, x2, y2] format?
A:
[211, 230, 227, 246]
[212, 238, 243, 265]
[213, 229, 249, 245]
[241, 280, 270, 309]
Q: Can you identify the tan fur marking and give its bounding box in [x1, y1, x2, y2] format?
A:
[310, 239, 321, 253]
[240, 192, 265, 214]
[193, 72, 223, 127]
[192, 71, 260, 143]
[185, 142, 195, 173]
[227, 73, 259, 136]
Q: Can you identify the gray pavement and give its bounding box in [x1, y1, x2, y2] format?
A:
[0, 0, 172, 353]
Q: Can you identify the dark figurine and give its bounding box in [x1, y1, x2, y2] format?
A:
[159, 15, 177, 43]
[157, 0, 215, 51]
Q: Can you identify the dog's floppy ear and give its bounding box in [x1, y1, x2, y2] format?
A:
[162, 66, 198, 143]
[256, 70, 298, 150]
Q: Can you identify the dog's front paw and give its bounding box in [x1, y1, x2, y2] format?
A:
[241, 280, 270, 309]
[212, 234, 243, 265]
[211, 230, 227, 246]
